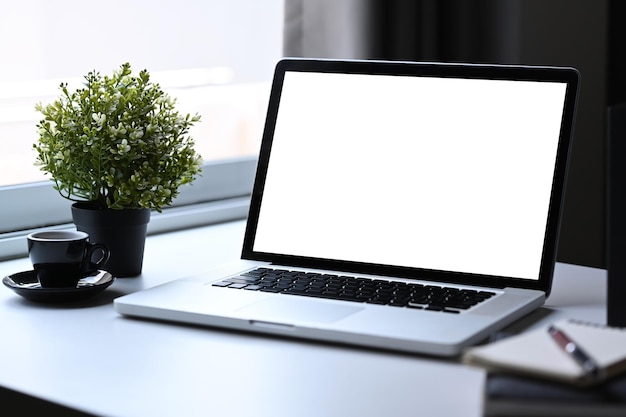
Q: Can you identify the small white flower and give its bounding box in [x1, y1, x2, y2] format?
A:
[129, 129, 144, 140]
[92, 112, 106, 126]
[118, 139, 131, 153]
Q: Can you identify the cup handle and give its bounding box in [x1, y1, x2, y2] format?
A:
[85, 243, 110, 272]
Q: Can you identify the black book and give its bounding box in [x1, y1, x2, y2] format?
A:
[484, 372, 626, 417]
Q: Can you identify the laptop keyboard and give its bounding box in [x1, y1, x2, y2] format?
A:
[212, 267, 496, 314]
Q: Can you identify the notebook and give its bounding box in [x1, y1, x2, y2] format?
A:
[464, 320, 626, 386]
[114, 58, 580, 356]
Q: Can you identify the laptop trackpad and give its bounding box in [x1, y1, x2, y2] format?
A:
[237, 298, 363, 324]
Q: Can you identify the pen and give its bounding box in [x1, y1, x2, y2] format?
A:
[548, 324, 602, 380]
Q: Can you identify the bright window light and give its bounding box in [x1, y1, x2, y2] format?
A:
[0, 0, 284, 187]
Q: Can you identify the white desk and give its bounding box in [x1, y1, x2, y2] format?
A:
[0, 220, 607, 417]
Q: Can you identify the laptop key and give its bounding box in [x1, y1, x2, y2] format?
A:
[283, 288, 363, 303]
[365, 299, 389, 305]
[244, 285, 263, 291]
[225, 277, 259, 284]
[259, 287, 284, 293]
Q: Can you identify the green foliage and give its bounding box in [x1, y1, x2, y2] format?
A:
[34, 63, 202, 211]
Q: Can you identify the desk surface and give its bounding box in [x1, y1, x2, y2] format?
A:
[0, 220, 607, 417]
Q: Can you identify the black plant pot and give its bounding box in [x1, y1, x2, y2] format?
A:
[71, 202, 151, 277]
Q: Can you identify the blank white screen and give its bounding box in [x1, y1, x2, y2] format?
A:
[253, 71, 567, 280]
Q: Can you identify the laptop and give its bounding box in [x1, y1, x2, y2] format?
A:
[114, 58, 579, 356]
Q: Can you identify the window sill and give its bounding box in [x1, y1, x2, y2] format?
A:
[0, 196, 250, 262]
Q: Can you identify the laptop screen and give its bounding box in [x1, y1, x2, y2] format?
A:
[243, 59, 579, 291]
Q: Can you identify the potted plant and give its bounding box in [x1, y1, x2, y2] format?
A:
[33, 62, 202, 276]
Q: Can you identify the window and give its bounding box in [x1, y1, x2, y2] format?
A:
[0, 0, 284, 260]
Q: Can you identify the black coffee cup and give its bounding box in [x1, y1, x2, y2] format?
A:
[27, 230, 110, 288]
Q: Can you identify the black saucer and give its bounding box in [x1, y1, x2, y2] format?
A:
[2, 270, 115, 303]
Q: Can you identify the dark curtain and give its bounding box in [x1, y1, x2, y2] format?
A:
[366, 0, 521, 64]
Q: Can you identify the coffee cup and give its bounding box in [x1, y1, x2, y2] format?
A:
[27, 230, 110, 288]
